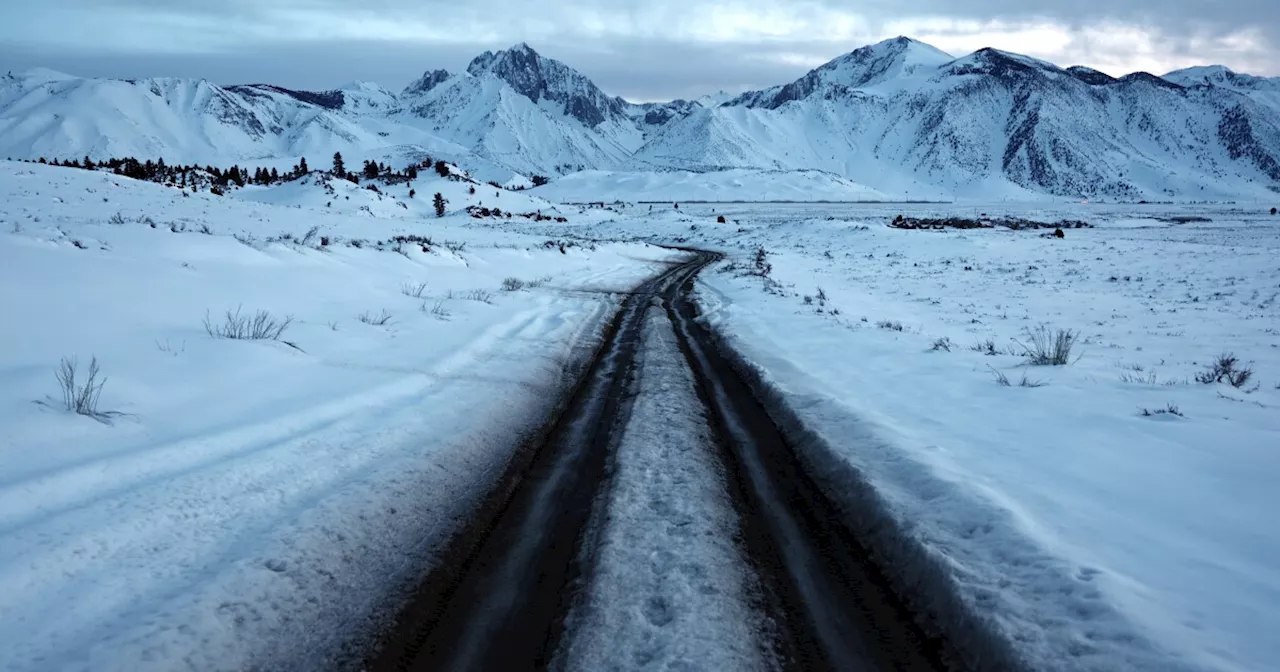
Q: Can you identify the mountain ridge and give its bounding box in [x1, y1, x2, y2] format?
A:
[3, 40, 1279, 199]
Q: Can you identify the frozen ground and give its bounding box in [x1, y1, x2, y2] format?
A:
[520, 201, 1280, 671]
[0, 161, 678, 671]
[560, 308, 770, 671]
[529, 168, 890, 203]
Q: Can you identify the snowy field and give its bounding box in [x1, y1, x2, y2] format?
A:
[4, 156, 1278, 672]
[0, 161, 679, 670]
[537, 201, 1279, 672]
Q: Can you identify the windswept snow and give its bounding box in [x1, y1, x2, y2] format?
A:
[0, 161, 679, 671]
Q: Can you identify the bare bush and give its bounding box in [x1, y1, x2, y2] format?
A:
[155, 339, 185, 356]
[876, 320, 905, 332]
[1119, 370, 1160, 385]
[54, 356, 120, 421]
[401, 281, 429, 298]
[358, 309, 394, 326]
[463, 289, 495, 304]
[932, 337, 952, 352]
[204, 306, 293, 340]
[971, 338, 999, 356]
[501, 277, 525, 291]
[1015, 325, 1079, 365]
[1141, 404, 1184, 418]
[423, 300, 451, 320]
[1195, 353, 1254, 388]
[989, 365, 1046, 388]
[108, 212, 127, 226]
[752, 247, 772, 276]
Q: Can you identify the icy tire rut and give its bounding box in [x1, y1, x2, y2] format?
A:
[370, 251, 949, 672]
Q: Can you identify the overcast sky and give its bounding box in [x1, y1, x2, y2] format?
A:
[2, 0, 1276, 101]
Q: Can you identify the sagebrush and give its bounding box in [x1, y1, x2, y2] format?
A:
[204, 306, 293, 340]
[1016, 325, 1079, 365]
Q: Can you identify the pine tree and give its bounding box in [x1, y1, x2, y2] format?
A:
[83, 156, 94, 170]
[270, 167, 279, 182]
[332, 152, 345, 176]
[299, 157, 309, 174]
[434, 160, 449, 178]
[433, 192, 446, 217]
[406, 165, 418, 179]
[363, 160, 379, 180]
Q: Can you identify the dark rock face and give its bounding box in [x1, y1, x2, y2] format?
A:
[228, 84, 345, 110]
[637, 99, 700, 126]
[1066, 66, 1117, 86]
[1219, 106, 1280, 181]
[402, 69, 451, 97]
[1117, 72, 1183, 90]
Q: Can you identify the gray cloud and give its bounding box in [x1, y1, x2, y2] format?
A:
[2, 0, 1276, 101]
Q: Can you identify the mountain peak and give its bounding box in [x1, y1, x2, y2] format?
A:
[1163, 64, 1280, 92]
[729, 35, 952, 109]
[464, 43, 626, 127]
[467, 43, 543, 79]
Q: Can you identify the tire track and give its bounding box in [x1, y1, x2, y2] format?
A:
[369, 255, 704, 672]
[371, 250, 954, 671]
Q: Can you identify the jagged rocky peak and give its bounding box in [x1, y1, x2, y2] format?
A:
[466, 43, 626, 127]
[402, 69, 452, 96]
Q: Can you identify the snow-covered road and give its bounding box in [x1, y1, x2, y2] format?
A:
[561, 307, 769, 671]
[375, 250, 948, 672]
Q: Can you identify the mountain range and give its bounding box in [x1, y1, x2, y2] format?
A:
[3, 38, 1280, 200]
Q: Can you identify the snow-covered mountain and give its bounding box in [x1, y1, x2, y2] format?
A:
[4, 39, 1280, 199]
[633, 38, 1280, 199]
[1163, 65, 1280, 113]
[396, 45, 646, 176]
